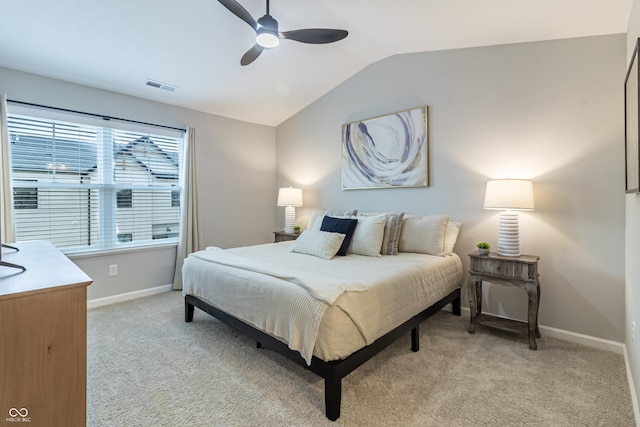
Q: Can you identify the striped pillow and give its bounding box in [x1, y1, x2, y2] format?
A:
[359, 212, 405, 255]
[290, 230, 346, 260]
[380, 212, 405, 255]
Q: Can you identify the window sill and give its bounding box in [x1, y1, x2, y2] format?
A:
[65, 242, 177, 260]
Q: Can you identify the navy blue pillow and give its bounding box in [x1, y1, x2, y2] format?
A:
[320, 216, 358, 256]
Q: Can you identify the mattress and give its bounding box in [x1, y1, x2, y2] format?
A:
[182, 241, 462, 363]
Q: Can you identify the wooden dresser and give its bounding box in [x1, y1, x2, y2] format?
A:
[0, 241, 92, 426]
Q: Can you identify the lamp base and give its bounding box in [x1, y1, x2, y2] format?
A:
[283, 206, 296, 233]
[497, 211, 521, 257]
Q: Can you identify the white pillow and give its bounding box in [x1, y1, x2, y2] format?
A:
[307, 210, 325, 231]
[443, 221, 462, 254]
[348, 214, 386, 257]
[290, 230, 345, 259]
[358, 212, 405, 255]
[398, 214, 450, 256]
[307, 209, 358, 231]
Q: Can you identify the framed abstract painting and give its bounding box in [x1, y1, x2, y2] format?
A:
[342, 106, 428, 190]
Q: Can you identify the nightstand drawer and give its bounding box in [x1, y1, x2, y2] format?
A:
[469, 253, 539, 281]
[273, 231, 299, 242]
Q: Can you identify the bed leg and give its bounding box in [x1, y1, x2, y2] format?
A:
[185, 299, 195, 322]
[452, 295, 461, 316]
[411, 325, 420, 352]
[325, 375, 342, 421]
[256, 342, 262, 349]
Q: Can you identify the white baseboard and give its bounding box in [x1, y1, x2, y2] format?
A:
[623, 345, 640, 426]
[539, 324, 625, 354]
[87, 284, 173, 310]
[456, 306, 625, 354]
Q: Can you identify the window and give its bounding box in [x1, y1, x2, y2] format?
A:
[152, 223, 179, 240]
[13, 180, 38, 210]
[171, 190, 180, 208]
[7, 114, 184, 253]
[117, 189, 132, 208]
[117, 233, 133, 243]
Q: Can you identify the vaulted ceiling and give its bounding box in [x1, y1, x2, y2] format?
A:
[0, 0, 632, 126]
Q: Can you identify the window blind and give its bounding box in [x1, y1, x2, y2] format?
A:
[7, 114, 184, 253]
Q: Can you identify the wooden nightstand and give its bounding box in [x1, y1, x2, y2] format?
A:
[273, 231, 299, 242]
[467, 251, 541, 350]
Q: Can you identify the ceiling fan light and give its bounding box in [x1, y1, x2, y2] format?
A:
[256, 14, 279, 49]
[256, 28, 279, 48]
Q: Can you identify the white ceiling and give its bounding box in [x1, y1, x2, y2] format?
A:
[0, 0, 633, 126]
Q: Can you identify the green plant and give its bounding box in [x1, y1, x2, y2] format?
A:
[476, 242, 490, 249]
[293, 225, 301, 233]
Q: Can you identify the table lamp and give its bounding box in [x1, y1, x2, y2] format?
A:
[483, 179, 534, 257]
[277, 187, 303, 233]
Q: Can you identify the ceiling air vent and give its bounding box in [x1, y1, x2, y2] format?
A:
[145, 79, 177, 92]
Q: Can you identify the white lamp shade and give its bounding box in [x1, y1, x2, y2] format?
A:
[484, 179, 534, 211]
[277, 187, 303, 207]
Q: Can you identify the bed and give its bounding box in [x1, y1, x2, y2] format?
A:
[182, 212, 463, 421]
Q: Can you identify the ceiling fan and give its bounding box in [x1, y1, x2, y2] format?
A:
[218, 0, 348, 66]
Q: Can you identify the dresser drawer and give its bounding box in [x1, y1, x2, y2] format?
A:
[470, 256, 538, 281]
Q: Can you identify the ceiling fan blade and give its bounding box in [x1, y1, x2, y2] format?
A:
[218, 0, 257, 30]
[241, 44, 264, 66]
[280, 29, 348, 44]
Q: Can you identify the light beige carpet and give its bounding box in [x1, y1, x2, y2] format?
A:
[87, 291, 635, 426]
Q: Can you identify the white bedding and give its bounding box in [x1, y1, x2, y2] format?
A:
[182, 241, 462, 364]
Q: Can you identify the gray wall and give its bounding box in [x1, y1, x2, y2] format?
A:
[0, 33, 629, 346]
[277, 35, 626, 343]
[0, 66, 277, 301]
[626, 0, 640, 414]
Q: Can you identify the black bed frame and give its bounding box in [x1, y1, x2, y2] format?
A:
[185, 288, 461, 421]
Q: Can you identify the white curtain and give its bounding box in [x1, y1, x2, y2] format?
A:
[173, 127, 203, 290]
[0, 94, 15, 243]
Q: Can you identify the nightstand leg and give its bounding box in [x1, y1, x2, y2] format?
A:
[527, 284, 539, 350]
[468, 275, 479, 334]
[535, 279, 541, 338]
[475, 278, 483, 316]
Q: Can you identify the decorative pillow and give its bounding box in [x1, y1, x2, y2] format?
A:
[443, 221, 462, 254]
[290, 230, 345, 260]
[359, 212, 405, 255]
[398, 214, 450, 256]
[381, 212, 405, 255]
[307, 209, 325, 230]
[348, 214, 386, 257]
[320, 216, 358, 256]
[307, 209, 358, 231]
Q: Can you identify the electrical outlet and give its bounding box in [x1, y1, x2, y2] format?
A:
[109, 264, 118, 276]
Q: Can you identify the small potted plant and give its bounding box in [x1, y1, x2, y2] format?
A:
[476, 242, 490, 255]
[293, 225, 301, 234]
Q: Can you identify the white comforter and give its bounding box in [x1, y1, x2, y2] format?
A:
[182, 242, 462, 365]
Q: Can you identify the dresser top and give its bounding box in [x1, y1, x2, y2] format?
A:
[0, 241, 92, 300]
